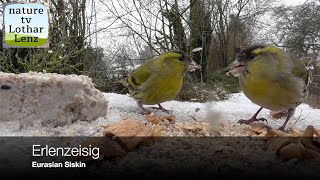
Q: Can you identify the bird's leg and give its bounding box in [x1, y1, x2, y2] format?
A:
[158, 104, 173, 114]
[238, 107, 268, 124]
[278, 108, 295, 131]
[138, 102, 151, 115]
[150, 104, 172, 114]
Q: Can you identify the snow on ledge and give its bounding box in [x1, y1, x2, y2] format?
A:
[0, 72, 108, 127]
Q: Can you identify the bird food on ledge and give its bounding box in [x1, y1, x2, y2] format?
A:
[0, 71, 108, 127]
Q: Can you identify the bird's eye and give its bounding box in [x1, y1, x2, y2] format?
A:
[238, 51, 255, 62]
[248, 53, 256, 60]
[238, 45, 265, 61]
[179, 55, 185, 61]
[170, 49, 187, 61]
[1, 85, 11, 90]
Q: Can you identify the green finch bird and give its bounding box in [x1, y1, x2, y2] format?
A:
[121, 50, 201, 114]
[225, 45, 311, 131]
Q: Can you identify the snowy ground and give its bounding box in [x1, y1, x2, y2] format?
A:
[0, 92, 319, 136]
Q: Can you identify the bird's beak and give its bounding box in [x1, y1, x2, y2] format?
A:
[187, 60, 202, 72]
[225, 59, 246, 77]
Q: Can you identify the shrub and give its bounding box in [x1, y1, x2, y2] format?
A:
[209, 69, 241, 94]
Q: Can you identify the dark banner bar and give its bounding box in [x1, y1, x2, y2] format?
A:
[0, 137, 319, 177]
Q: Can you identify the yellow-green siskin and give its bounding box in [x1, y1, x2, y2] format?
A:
[226, 45, 311, 131]
[121, 50, 201, 114]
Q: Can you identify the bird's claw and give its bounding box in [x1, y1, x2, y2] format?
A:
[162, 109, 173, 114]
[140, 111, 151, 115]
[238, 118, 268, 124]
[138, 106, 152, 115]
[277, 126, 285, 131]
[150, 107, 172, 114]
